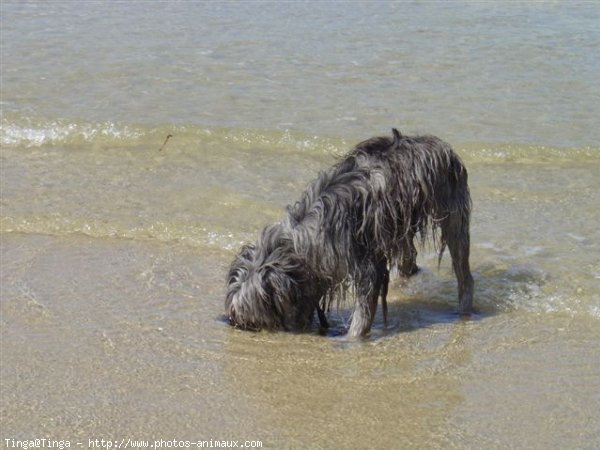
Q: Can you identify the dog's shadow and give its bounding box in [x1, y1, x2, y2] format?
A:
[321, 262, 548, 339]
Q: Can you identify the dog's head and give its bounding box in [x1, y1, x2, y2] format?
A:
[225, 224, 318, 331]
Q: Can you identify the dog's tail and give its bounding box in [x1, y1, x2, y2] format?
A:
[392, 128, 402, 147]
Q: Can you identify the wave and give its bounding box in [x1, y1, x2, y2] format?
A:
[2, 114, 599, 163]
[1, 115, 146, 148]
[458, 142, 600, 164]
[0, 113, 347, 156]
[0, 214, 248, 252]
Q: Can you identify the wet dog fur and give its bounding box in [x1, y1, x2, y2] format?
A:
[225, 129, 473, 337]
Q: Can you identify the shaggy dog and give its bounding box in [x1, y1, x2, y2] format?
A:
[226, 129, 473, 337]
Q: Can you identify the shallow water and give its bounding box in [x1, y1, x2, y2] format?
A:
[2, 2, 600, 449]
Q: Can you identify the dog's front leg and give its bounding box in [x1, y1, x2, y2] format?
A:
[348, 297, 377, 338]
[347, 263, 379, 338]
[316, 305, 329, 329]
[376, 257, 389, 327]
[399, 233, 419, 277]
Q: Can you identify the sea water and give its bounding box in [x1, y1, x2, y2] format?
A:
[1, 2, 599, 448]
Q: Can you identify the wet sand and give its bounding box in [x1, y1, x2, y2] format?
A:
[2, 229, 598, 448]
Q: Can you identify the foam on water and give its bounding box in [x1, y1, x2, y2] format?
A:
[1, 114, 349, 158]
[1, 116, 146, 148]
[3, 114, 598, 164]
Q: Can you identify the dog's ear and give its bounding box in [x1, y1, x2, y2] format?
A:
[239, 244, 256, 261]
[392, 128, 402, 146]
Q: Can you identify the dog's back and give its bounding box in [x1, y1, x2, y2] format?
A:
[289, 129, 471, 266]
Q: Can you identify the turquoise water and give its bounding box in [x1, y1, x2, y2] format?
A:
[1, 2, 599, 448]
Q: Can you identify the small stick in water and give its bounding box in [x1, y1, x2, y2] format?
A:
[158, 134, 173, 151]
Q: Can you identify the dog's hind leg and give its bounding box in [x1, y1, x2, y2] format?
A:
[442, 211, 474, 315]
